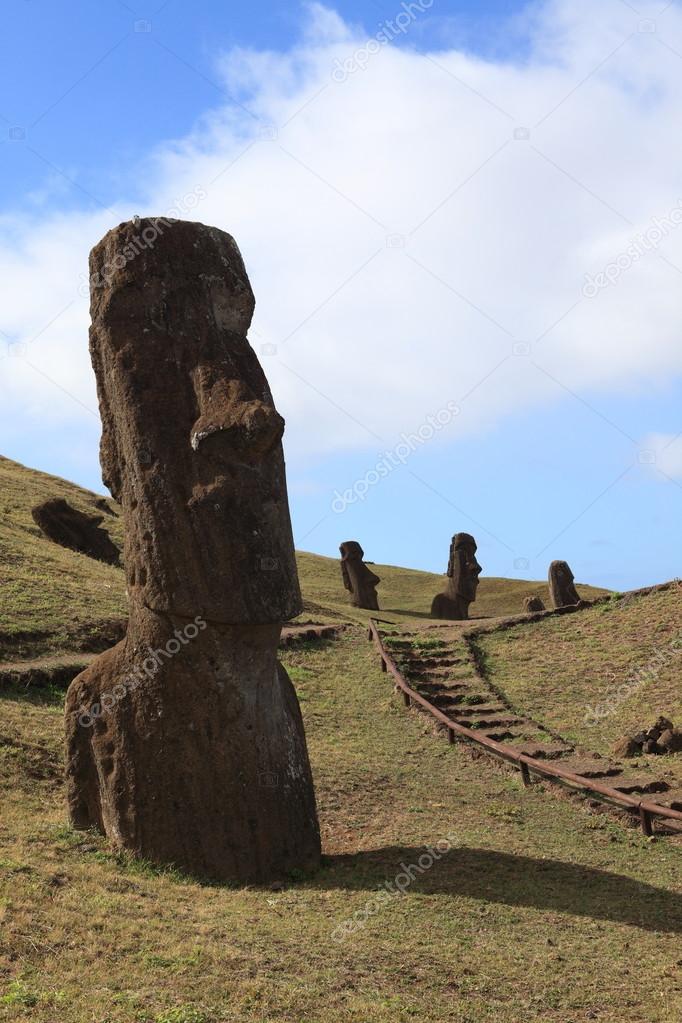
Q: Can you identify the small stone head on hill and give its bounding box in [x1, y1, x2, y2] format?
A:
[431, 533, 481, 620]
[339, 540, 380, 611]
[548, 560, 581, 609]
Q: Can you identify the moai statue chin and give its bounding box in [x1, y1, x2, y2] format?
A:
[339, 541, 380, 611]
[64, 218, 320, 884]
[431, 533, 481, 620]
[548, 560, 581, 609]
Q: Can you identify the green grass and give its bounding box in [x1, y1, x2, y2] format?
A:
[1, 629, 681, 1022]
[475, 585, 682, 767]
[0, 454, 608, 662]
[2, 454, 678, 1021]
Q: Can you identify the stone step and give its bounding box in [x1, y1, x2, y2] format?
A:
[406, 656, 467, 669]
[558, 758, 624, 779]
[410, 679, 470, 692]
[434, 695, 491, 710]
[516, 741, 573, 760]
[480, 728, 532, 743]
[461, 716, 529, 730]
[610, 776, 669, 795]
[648, 789, 682, 811]
[445, 703, 508, 717]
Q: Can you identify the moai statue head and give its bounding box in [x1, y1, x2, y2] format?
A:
[431, 532, 481, 620]
[548, 560, 581, 609]
[523, 595, 546, 613]
[339, 541, 380, 611]
[448, 533, 482, 607]
[89, 217, 301, 624]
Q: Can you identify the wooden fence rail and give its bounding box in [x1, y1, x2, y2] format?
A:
[368, 619, 682, 838]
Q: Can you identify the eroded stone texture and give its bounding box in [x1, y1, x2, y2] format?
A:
[32, 498, 120, 565]
[523, 595, 545, 613]
[339, 541, 380, 610]
[431, 533, 481, 620]
[64, 218, 320, 884]
[548, 560, 581, 609]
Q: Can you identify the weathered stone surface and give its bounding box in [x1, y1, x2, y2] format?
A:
[548, 560, 581, 609]
[523, 595, 545, 613]
[32, 498, 120, 565]
[659, 728, 682, 753]
[431, 533, 481, 620]
[612, 718, 681, 758]
[612, 735, 640, 759]
[648, 716, 674, 741]
[339, 541, 380, 610]
[64, 218, 320, 884]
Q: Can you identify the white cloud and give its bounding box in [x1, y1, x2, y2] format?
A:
[640, 432, 682, 480]
[2, 0, 682, 460]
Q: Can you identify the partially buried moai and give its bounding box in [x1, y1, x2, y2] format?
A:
[64, 218, 320, 884]
[431, 533, 481, 620]
[548, 560, 581, 609]
[339, 541, 380, 610]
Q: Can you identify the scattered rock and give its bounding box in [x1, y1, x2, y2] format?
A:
[659, 729, 682, 754]
[613, 717, 681, 757]
[611, 736, 640, 759]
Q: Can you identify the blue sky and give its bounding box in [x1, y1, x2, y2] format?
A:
[1, 0, 681, 592]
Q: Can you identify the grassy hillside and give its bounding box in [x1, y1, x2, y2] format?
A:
[0, 457, 125, 658]
[475, 584, 682, 757]
[1, 630, 681, 1023]
[0, 455, 608, 660]
[1, 456, 680, 1021]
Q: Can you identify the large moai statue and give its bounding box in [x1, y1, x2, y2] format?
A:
[548, 560, 581, 609]
[64, 218, 320, 884]
[339, 541, 380, 610]
[431, 533, 481, 620]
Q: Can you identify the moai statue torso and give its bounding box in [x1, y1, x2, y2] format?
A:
[339, 541, 380, 611]
[431, 533, 481, 620]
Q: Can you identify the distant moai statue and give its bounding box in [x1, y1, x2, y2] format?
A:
[523, 595, 545, 613]
[431, 533, 481, 620]
[339, 541, 380, 610]
[548, 560, 581, 608]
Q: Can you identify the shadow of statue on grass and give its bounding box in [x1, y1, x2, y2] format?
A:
[311, 845, 682, 934]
